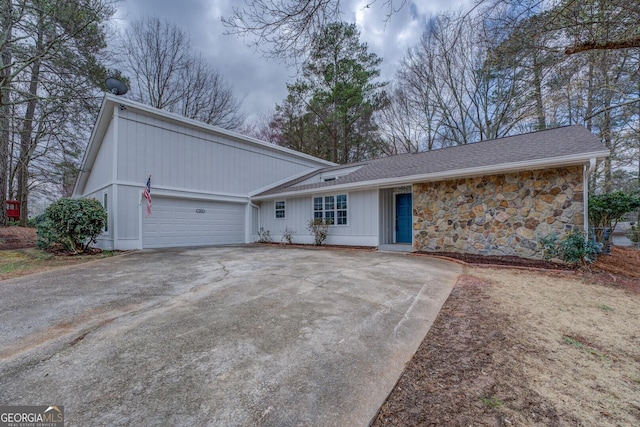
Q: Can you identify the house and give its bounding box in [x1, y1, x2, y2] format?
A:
[72, 95, 334, 250]
[74, 95, 609, 259]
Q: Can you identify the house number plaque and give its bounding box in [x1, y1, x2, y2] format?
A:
[196, 209, 206, 213]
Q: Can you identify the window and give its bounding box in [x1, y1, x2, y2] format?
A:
[313, 194, 347, 225]
[102, 192, 108, 233]
[275, 200, 285, 219]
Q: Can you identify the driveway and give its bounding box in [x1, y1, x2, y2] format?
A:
[0, 246, 461, 426]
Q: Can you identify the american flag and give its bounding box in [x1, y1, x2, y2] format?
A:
[143, 175, 152, 216]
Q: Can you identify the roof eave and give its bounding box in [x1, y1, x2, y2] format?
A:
[251, 150, 610, 201]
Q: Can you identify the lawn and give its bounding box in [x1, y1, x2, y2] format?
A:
[374, 249, 640, 426]
[0, 248, 114, 281]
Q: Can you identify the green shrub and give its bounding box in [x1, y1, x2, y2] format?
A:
[589, 191, 640, 245]
[539, 233, 560, 261]
[627, 224, 640, 244]
[560, 232, 598, 266]
[538, 231, 598, 267]
[307, 219, 330, 246]
[37, 198, 106, 253]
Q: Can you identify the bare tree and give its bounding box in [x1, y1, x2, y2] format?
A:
[1, 0, 118, 226]
[221, 0, 407, 63]
[485, 0, 640, 55]
[121, 16, 244, 129]
[388, 9, 527, 149]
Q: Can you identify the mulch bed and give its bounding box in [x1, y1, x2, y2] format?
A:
[416, 250, 574, 270]
[372, 274, 561, 426]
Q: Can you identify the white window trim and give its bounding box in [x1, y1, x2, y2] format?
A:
[312, 193, 349, 226]
[275, 200, 286, 219]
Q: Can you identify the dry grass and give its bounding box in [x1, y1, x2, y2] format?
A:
[473, 267, 640, 426]
[0, 248, 114, 281]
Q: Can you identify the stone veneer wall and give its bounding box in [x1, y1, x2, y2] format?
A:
[413, 166, 584, 259]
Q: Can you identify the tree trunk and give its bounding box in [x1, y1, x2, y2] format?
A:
[601, 52, 613, 193]
[16, 16, 43, 226]
[0, 0, 12, 227]
[585, 55, 595, 132]
[532, 54, 546, 130]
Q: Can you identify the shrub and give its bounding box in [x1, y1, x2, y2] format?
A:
[257, 227, 272, 243]
[589, 191, 640, 245]
[539, 233, 560, 261]
[281, 227, 296, 244]
[37, 198, 106, 253]
[628, 224, 640, 244]
[538, 231, 598, 267]
[307, 219, 329, 246]
[560, 232, 598, 266]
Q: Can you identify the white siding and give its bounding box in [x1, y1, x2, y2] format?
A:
[258, 189, 379, 246]
[117, 185, 141, 241]
[84, 121, 115, 194]
[84, 187, 114, 250]
[379, 189, 394, 245]
[116, 110, 324, 195]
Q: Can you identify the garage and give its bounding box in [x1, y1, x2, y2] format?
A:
[143, 197, 245, 248]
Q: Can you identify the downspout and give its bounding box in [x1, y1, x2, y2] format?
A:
[583, 158, 596, 235]
[249, 201, 260, 243]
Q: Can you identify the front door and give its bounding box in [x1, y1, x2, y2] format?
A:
[395, 193, 412, 244]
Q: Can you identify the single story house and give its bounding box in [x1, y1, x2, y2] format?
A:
[74, 95, 609, 259]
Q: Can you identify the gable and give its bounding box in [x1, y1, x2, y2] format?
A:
[74, 95, 334, 197]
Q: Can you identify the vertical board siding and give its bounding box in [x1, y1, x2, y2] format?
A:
[379, 189, 394, 245]
[85, 122, 114, 194]
[117, 185, 141, 240]
[116, 110, 325, 195]
[259, 189, 379, 245]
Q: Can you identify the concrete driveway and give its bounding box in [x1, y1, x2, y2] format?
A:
[0, 246, 461, 426]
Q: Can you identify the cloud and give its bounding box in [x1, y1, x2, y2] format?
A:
[114, 0, 470, 125]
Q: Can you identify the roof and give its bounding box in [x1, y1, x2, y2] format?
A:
[73, 95, 335, 196]
[252, 125, 609, 200]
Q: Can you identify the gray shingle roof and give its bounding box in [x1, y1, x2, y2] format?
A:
[254, 125, 608, 198]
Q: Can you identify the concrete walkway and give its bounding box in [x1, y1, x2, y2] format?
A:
[0, 246, 461, 426]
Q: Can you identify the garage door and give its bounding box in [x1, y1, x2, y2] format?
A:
[143, 197, 245, 248]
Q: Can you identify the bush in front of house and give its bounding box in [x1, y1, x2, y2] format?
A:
[307, 219, 330, 245]
[37, 198, 106, 254]
[539, 231, 598, 267]
[257, 227, 272, 243]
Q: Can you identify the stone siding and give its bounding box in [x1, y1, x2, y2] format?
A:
[413, 167, 584, 259]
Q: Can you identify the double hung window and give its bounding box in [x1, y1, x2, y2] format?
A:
[313, 194, 347, 225]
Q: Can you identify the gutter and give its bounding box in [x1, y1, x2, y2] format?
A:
[252, 151, 610, 201]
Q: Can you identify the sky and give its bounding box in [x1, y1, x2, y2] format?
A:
[114, 0, 469, 125]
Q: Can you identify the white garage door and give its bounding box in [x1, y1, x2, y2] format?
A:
[143, 197, 245, 248]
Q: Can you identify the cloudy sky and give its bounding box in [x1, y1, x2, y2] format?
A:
[114, 0, 470, 124]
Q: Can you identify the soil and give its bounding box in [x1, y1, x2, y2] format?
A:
[416, 251, 573, 270]
[0, 226, 37, 250]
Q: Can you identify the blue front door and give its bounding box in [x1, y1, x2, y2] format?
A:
[395, 193, 412, 244]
